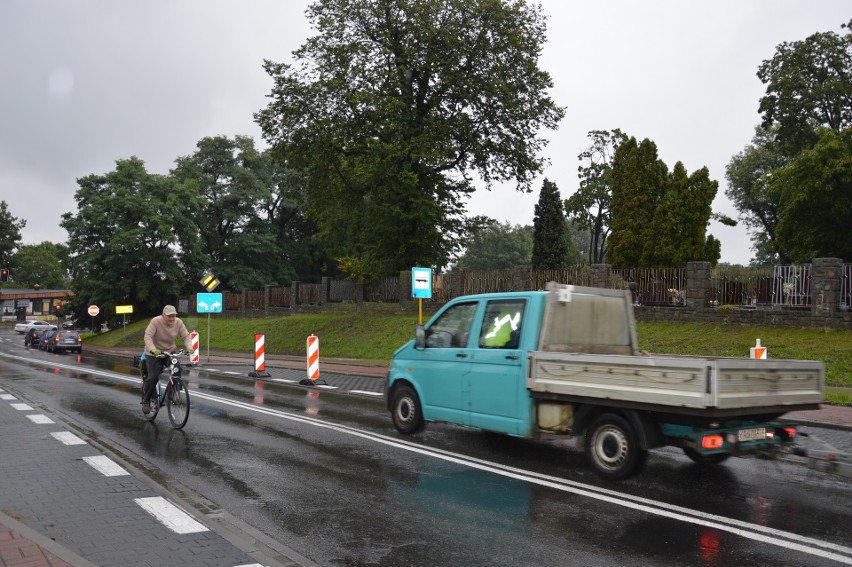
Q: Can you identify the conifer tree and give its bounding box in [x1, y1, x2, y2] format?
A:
[532, 179, 570, 269]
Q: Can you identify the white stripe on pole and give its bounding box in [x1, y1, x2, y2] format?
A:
[255, 333, 265, 371]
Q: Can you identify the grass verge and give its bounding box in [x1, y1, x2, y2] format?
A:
[71, 316, 852, 405]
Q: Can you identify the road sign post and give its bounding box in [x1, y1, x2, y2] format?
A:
[411, 267, 432, 324]
[196, 293, 222, 363]
[87, 305, 99, 334]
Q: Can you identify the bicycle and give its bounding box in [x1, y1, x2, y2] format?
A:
[137, 349, 191, 429]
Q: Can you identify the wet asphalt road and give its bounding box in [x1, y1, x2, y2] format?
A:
[1, 328, 851, 567]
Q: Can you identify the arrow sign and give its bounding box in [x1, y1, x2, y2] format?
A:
[197, 293, 223, 313]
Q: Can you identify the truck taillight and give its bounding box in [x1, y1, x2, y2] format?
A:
[784, 427, 796, 439]
[701, 434, 724, 450]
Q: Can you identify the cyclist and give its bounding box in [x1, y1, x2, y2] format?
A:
[142, 305, 193, 414]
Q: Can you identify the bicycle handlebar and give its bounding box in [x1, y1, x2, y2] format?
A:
[151, 349, 191, 358]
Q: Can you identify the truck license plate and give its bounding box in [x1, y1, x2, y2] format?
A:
[737, 427, 766, 442]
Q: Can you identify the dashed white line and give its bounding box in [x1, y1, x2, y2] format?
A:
[134, 497, 209, 534]
[26, 414, 54, 424]
[350, 390, 383, 397]
[10, 402, 33, 411]
[1, 394, 16, 400]
[50, 431, 86, 445]
[83, 455, 130, 477]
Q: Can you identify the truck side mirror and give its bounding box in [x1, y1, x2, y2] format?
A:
[415, 324, 426, 349]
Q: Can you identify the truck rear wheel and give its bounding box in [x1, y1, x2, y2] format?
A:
[391, 385, 424, 434]
[683, 447, 730, 466]
[585, 413, 647, 481]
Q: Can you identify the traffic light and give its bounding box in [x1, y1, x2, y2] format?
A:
[0, 268, 8, 282]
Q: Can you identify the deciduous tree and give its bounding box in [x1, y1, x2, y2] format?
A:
[757, 19, 852, 154]
[454, 220, 532, 270]
[10, 242, 68, 289]
[565, 129, 627, 264]
[255, 0, 564, 279]
[771, 127, 852, 261]
[725, 125, 794, 264]
[60, 157, 202, 317]
[0, 201, 25, 268]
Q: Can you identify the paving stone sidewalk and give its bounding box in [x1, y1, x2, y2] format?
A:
[0, 385, 306, 567]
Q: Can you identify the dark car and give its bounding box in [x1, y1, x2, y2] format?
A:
[24, 328, 45, 347]
[47, 330, 83, 354]
[39, 329, 58, 351]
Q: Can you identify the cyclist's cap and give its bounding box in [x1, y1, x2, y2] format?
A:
[162, 305, 177, 316]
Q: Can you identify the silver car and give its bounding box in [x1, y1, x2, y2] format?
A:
[13, 320, 56, 334]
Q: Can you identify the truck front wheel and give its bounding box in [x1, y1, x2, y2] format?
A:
[391, 385, 424, 434]
[585, 413, 647, 481]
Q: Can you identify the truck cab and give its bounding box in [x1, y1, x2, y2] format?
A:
[388, 291, 546, 436]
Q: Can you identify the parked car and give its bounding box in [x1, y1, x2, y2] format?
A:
[47, 330, 83, 354]
[38, 329, 58, 350]
[24, 328, 45, 347]
[14, 320, 57, 334]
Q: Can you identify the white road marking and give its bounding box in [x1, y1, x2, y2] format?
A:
[83, 455, 129, 477]
[10, 403, 33, 411]
[349, 390, 383, 397]
[271, 378, 296, 383]
[50, 431, 87, 445]
[26, 414, 54, 424]
[134, 497, 209, 534]
[1, 394, 16, 400]
[3, 350, 850, 563]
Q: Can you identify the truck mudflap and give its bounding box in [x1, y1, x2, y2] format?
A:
[662, 421, 798, 459]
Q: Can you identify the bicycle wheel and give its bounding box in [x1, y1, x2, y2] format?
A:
[166, 378, 190, 429]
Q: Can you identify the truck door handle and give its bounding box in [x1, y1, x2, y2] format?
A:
[456, 353, 468, 358]
[505, 355, 519, 360]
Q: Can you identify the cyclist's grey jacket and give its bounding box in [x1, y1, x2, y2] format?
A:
[144, 315, 192, 353]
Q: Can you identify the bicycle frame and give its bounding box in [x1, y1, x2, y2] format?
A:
[139, 350, 191, 429]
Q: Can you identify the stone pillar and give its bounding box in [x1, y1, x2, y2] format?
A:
[686, 262, 711, 311]
[590, 264, 611, 288]
[320, 277, 330, 305]
[355, 283, 365, 309]
[513, 266, 532, 291]
[240, 289, 248, 316]
[291, 281, 300, 308]
[810, 258, 843, 320]
[264, 285, 273, 313]
[399, 270, 411, 309]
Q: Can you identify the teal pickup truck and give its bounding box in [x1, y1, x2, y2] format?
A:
[385, 283, 824, 480]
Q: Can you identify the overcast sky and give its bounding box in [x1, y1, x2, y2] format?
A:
[0, 1, 847, 266]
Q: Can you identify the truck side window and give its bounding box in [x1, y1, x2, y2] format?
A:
[425, 302, 477, 348]
[479, 300, 525, 349]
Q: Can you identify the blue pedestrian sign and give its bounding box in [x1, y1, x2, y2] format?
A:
[411, 267, 432, 299]
[197, 292, 223, 313]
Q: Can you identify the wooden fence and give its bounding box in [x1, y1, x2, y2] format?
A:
[207, 261, 848, 315]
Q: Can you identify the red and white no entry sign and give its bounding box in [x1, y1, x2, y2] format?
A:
[87, 305, 100, 317]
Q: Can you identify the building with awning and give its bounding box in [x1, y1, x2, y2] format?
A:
[1, 288, 75, 321]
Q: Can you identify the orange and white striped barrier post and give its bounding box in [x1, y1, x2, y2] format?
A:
[189, 331, 200, 366]
[750, 338, 767, 360]
[300, 334, 327, 385]
[248, 332, 271, 378]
